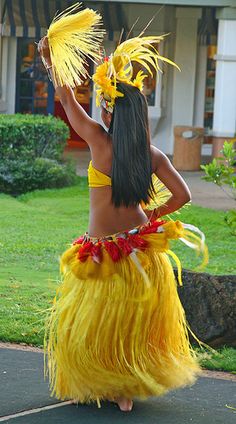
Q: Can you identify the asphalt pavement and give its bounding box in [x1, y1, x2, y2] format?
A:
[0, 347, 235, 423]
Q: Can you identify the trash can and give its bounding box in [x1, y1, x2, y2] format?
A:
[173, 126, 204, 171]
[212, 137, 228, 160]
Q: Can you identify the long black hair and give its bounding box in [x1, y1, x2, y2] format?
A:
[108, 82, 154, 207]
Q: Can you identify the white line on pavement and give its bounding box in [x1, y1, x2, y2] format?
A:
[0, 401, 72, 422]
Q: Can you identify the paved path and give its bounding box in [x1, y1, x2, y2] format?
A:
[0, 347, 235, 423]
[63, 148, 236, 211]
[181, 171, 235, 211]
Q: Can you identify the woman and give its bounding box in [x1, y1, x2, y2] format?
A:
[39, 35, 204, 413]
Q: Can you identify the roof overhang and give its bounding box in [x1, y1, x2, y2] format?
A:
[93, 0, 235, 5]
[1, 0, 235, 39]
[1, 0, 128, 38]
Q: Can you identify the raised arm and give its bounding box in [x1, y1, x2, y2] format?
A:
[150, 145, 191, 219]
[37, 37, 105, 145]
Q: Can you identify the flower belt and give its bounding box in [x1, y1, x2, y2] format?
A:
[60, 220, 208, 286]
[71, 219, 206, 265]
[72, 220, 168, 264]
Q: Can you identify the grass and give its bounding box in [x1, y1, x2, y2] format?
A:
[0, 180, 235, 372]
[0, 179, 89, 346]
[196, 347, 236, 373]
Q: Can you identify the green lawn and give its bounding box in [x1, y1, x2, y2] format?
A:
[0, 180, 235, 371]
[195, 346, 236, 373]
[0, 179, 89, 345]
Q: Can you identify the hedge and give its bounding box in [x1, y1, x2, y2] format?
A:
[0, 114, 69, 161]
[0, 114, 77, 195]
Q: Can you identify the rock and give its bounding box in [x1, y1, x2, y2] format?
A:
[176, 270, 236, 348]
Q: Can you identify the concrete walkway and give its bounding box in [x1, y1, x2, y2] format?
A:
[63, 148, 236, 211]
[181, 171, 235, 211]
[0, 346, 235, 423]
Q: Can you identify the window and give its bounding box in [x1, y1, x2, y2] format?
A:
[132, 62, 157, 107]
[16, 39, 53, 114]
[204, 44, 216, 133]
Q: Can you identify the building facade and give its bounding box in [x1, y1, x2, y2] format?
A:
[0, 0, 236, 155]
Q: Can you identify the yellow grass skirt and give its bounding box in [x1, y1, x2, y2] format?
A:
[45, 220, 207, 404]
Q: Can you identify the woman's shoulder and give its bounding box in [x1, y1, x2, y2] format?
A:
[90, 129, 112, 154]
[90, 133, 113, 175]
[150, 145, 169, 173]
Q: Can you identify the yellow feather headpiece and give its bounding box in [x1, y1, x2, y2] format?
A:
[93, 35, 180, 111]
[46, 2, 105, 87]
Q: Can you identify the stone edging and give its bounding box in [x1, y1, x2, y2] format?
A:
[0, 342, 42, 353]
[201, 370, 236, 382]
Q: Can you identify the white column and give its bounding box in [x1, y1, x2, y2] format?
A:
[171, 7, 202, 153]
[0, 0, 3, 96]
[213, 15, 236, 138]
[0, 37, 17, 113]
[7, 37, 17, 113]
[0, 37, 8, 112]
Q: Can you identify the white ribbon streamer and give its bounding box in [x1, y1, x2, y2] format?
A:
[129, 250, 151, 287]
[180, 223, 206, 252]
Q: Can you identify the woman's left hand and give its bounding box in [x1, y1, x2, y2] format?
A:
[37, 36, 52, 67]
[143, 208, 158, 221]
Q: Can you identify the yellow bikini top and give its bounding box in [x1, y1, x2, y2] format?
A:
[88, 160, 171, 209]
[88, 161, 112, 188]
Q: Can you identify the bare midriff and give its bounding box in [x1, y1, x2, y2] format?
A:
[88, 186, 148, 238]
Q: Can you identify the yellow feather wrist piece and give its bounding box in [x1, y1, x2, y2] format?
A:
[47, 2, 105, 87]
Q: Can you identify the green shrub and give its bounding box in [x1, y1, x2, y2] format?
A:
[0, 114, 78, 195]
[0, 157, 77, 195]
[0, 114, 69, 161]
[201, 140, 236, 235]
[201, 140, 236, 199]
[224, 209, 236, 236]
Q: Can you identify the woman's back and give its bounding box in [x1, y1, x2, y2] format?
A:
[88, 136, 148, 237]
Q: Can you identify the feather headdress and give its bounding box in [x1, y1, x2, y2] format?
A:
[46, 2, 105, 87]
[93, 35, 180, 111]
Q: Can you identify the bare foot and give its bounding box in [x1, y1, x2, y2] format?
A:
[114, 397, 133, 412]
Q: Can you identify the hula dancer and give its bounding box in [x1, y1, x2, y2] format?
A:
[38, 2, 207, 412]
